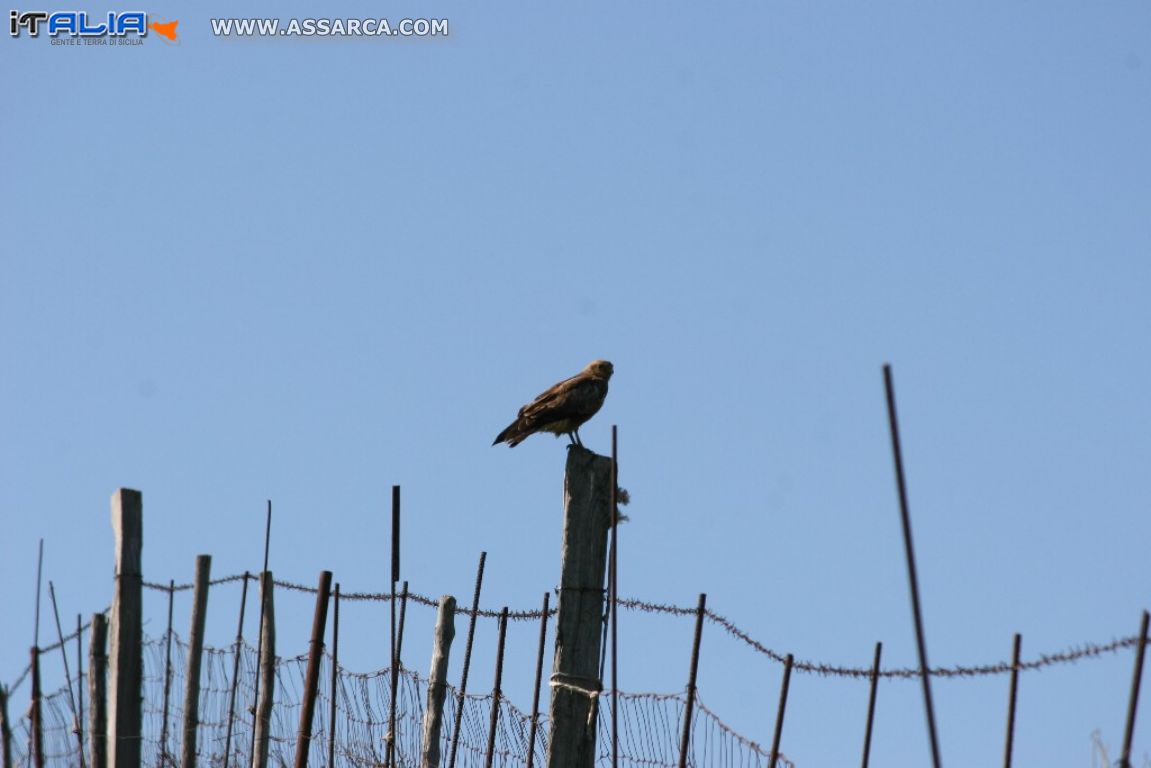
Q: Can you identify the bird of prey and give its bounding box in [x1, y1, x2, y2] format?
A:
[493, 360, 614, 448]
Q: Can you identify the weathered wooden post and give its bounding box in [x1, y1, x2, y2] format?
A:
[88, 613, 108, 768]
[0, 684, 12, 768]
[107, 489, 143, 768]
[0, 683, 13, 768]
[181, 555, 212, 768]
[294, 571, 332, 768]
[420, 596, 456, 768]
[29, 647, 44, 768]
[251, 573, 276, 768]
[547, 446, 613, 768]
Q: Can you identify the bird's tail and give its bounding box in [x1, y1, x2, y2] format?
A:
[493, 419, 528, 447]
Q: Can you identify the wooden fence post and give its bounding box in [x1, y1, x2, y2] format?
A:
[0, 683, 12, 768]
[88, 614, 108, 768]
[29, 647, 44, 768]
[547, 446, 613, 768]
[0, 684, 12, 768]
[180, 555, 212, 768]
[293, 571, 332, 768]
[251, 573, 276, 768]
[107, 489, 143, 768]
[421, 596, 456, 768]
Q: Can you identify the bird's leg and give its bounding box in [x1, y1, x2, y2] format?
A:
[574, 427, 584, 447]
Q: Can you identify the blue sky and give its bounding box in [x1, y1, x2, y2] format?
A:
[2, 1, 1150, 765]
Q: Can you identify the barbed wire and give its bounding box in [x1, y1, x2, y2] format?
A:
[7, 572, 1146, 699]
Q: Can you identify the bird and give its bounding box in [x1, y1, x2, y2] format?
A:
[492, 360, 614, 448]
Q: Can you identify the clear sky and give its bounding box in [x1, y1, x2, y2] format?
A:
[2, 1, 1150, 766]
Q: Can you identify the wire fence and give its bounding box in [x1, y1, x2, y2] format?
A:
[5, 632, 792, 768]
[8, 572, 1149, 699]
[5, 573, 1149, 768]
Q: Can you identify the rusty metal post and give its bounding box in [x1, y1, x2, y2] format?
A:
[609, 426, 619, 768]
[1003, 633, 1022, 768]
[388, 486, 400, 768]
[883, 365, 943, 768]
[526, 593, 550, 768]
[768, 654, 794, 768]
[158, 580, 176, 768]
[1120, 610, 1150, 768]
[327, 584, 341, 768]
[48, 583, 84, 768]
[861, 642, 883, 768]
[677, 594, 707, 768]
[483, 608, 510, 768]
[447, 552, 486, 768]
[294, 571, 333, 768]
[76, 614, 86, 768]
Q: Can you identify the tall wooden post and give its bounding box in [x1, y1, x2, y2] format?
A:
[107, 489, 143, 768]
[547, 446, 613, 768]
[88, 614, 108, 768]
[251, 573, 276, 768]
[0, 683, 12, 768]
[181, 555, 212, 768]
[294, 571, 332, 768]
[420, 596, 456, 768]
[29, 647, 44, 768]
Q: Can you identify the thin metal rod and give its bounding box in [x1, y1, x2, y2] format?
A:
[48, 582, 83, 768]
[391, 485, 401, 584]
[768, 654, 794, 768]
[396, 582, 409, 669]
[526, 592, 550, 768]
[249, 501, 273, 760]
[610, 424, 619, 768]
[76, 614, 85, 768]
[883, 363, 943, 768]
[262, 501, 273, 579]
[387, 486, 400, 768]
[447, 551, 487, 768]
[1002, 633, 1022, 768]
[861, 642, 883, 768]
[222, 571, 251, 768]
[484, 608, 510, 768]
[158, 580, 176, 767]
[677, 593, 707, 768]
[1120, 610, 1150, 768]
[328, 584, 340, 768]
[391, 576, 409, 767]
[33, 539, 43, 649]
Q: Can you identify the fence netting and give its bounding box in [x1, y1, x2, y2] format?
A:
[6, 633, 791, 768]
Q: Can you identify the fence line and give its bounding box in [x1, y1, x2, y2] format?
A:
[6, 633, 791, 768]
[6, 572, 1148, 699]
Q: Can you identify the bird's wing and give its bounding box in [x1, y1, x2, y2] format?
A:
[519, 373, 607, 423]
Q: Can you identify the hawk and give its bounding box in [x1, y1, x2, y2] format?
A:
[493, 360, 614, 448]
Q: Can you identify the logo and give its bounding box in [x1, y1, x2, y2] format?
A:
[9, 9, 179, 44]
[149, 18, 176, 40]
